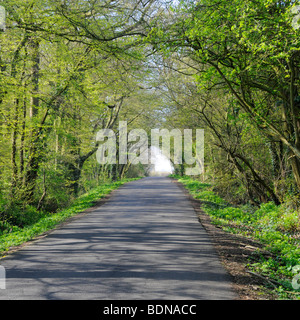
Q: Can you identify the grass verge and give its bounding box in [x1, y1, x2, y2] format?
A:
[171, 174, 300, 300]
[0, 178, 139, 257]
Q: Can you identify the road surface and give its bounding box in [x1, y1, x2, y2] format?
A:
[0, 177, 236, 300]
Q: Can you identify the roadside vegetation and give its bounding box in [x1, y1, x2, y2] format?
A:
[0, 178, 138, 256]
[172, 175, 300, 300]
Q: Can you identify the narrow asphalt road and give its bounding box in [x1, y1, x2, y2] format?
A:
[0, 177, 236, 300]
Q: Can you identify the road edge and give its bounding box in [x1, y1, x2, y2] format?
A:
[0, 182, 130, 260]
[170, 177, 275, 300]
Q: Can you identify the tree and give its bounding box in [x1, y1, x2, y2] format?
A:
[0, 0, 159, 212]
[153, 54, 281, 203]
[148, 0, 300, 198]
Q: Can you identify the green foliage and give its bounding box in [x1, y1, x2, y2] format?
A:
[0, 0, 159, 233]
[151, 0, 300, 206]
[194, 191, 226, 205]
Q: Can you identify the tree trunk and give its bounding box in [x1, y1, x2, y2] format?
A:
[30, 38, 40, 118]
[234, 153, 281, 205]
[11, 99, 19, 196]
[20, 95, 27, 178]
[22, 39, 41, 203]
[289, 150, 300, 191]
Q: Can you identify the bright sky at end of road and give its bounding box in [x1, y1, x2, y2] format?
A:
[150, 146, 174, 174]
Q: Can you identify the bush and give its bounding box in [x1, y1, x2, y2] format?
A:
[5, 204, 46, 228]
[277, 211, 300, 233]
[255, 202, 280, 219]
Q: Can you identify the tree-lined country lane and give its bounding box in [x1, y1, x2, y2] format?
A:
[0, 177, 236, 300]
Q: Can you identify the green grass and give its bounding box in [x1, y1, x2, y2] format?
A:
[0, 178, 139, 257]
[171, 174, 300, 300]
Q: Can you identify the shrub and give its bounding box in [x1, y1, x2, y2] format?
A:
[278, 211, 300, 233]
[6, 204, 46, 228]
